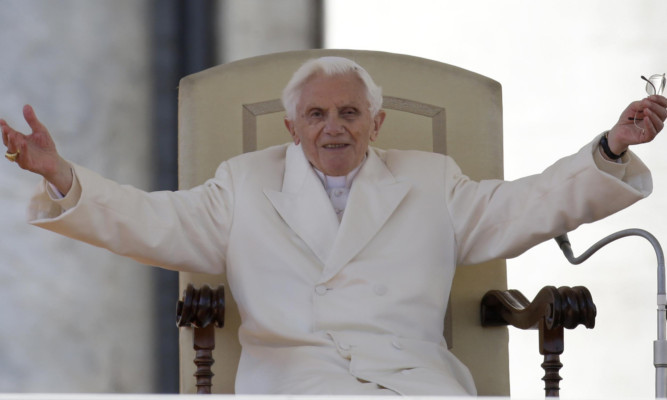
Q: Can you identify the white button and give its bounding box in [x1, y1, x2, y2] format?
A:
[315, 285, 328, 295]
[373, 284, 388, 296]
[339, 342, 351, 351]
[391, 338, 403, 350]
[333, 188, 345, 197]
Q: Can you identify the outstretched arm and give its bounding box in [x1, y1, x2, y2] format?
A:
[1, 104, 73, 194]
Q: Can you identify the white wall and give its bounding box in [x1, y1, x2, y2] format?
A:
[326, 0, 667, 398]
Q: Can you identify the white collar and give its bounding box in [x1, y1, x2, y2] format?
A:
[313, 156, 366, 191]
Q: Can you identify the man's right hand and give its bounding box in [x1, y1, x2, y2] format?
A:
[1, 104, 73, 195]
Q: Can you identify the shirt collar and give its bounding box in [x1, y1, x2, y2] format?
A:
[313, 155, 366, 191]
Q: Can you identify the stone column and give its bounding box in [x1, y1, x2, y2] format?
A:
[218, 0, 323, 63]
[0, 0, 156, 392]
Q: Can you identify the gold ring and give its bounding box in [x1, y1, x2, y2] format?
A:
[5, 151, 18, 162]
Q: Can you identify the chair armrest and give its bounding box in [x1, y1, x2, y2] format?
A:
[177, 283, 225, 329]
[481, 286, 596, 397]
[480, 285, 596, 331]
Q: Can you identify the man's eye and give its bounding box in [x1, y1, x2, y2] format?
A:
[342, 109, 358, 117]
[308, 110, 323, 118]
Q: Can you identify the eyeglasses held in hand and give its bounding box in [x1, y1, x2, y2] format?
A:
[631, 73, 666, 128]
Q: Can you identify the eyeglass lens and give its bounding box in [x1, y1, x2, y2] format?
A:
[643, 74, 666, 96]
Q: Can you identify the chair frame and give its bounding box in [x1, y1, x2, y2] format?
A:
[175, 49, 596, 397]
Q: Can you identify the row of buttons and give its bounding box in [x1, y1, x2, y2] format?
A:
[314, 284, 389, 296]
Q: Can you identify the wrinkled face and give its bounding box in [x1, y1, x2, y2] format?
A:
[284, 72, 385, 176]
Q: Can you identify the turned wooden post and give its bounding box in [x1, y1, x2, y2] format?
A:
[193, 324, 216, 394]
[540, 320, 564, 397]
[177, 283, 225, 394]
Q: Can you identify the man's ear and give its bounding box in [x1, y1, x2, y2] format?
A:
[370, 110, 386, 142]
[284, 117, 300, 145]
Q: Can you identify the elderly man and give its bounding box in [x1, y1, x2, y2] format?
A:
[2, 57, 666, 395]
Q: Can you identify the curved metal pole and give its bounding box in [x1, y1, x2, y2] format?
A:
[554, 230, 666, 398]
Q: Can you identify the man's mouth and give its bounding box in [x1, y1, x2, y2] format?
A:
[323, 144, 348, 149]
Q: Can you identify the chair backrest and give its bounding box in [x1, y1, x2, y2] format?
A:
[177, 49, 508, 395]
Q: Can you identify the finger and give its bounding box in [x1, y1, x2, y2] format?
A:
[638, 109, 660, 142]
[628, 99, 645, 115]
[1, 121, 23, 152]
[623, 100, 648, 124]
[648, 98, 667, 120]
[645, 108, 664, 137]
[648, 95, 667, 108]
[631, 97, 666, 124]
[5, 129, 26, 155]
[642, 103, 667, 133]
[0, 119, 8, 147]
[644, 95, 667, 111]
[23, 104, 47, 134]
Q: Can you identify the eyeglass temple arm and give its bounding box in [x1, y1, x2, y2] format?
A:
[642, 75, 658, 94]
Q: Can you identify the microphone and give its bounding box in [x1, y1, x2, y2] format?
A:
[554, 230, 666, 398]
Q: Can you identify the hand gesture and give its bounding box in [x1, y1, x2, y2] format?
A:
[1, 105, 72, 194]
[607, 95, 667, 155]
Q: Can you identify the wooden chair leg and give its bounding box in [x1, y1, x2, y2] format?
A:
[540, 321, 564, 397]
[193, 324, 216, 394]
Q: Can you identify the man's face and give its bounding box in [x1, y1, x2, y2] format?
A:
[284, 72, 385, 176]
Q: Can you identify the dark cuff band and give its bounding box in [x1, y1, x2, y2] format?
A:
[599, 133, 626, 160]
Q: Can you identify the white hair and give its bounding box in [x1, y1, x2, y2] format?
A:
[281, 56, 383, 120]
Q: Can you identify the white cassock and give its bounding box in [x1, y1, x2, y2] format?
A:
[27, 135, 651, 395]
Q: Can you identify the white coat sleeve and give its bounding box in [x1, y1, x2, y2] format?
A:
[27, 162, 235, 275]
[447, 136, 653, 266]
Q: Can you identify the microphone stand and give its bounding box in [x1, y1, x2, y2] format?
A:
[555, 229, 666, 398]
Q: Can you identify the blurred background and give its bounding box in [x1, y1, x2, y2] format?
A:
[1, 0, 666, 398]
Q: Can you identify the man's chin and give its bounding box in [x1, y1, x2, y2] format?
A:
[313, 152, 364, 177]
[318, 164, 356, 177]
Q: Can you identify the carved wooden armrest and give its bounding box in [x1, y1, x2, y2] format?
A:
[176, 283, 225, 394]
[481, 286, 596, 397]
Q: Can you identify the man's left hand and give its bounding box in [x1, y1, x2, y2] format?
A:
[607, 95, 667, 156]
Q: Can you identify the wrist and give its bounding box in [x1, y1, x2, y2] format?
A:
[44, 157, 73, 195]
[600, 131, 627, 160]
[605, 130, 629, 156]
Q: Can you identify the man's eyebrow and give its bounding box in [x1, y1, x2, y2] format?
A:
[301, 104, 321, 112]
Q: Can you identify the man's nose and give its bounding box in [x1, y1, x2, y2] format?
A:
[323, 114, 344, 135]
